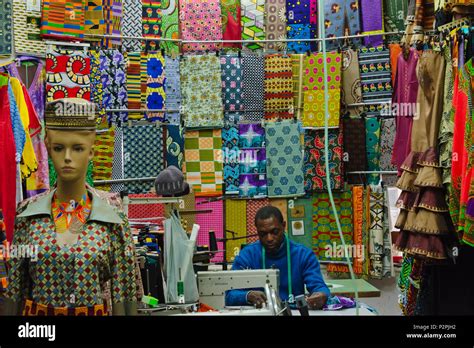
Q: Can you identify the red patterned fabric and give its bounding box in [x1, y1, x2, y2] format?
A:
[195, 198, 224, 262]
[128, 193, 165, 227]
[246, 198, 270, 244]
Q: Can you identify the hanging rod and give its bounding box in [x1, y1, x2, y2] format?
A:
[84, 33, 181, 42]
[105, 108, 180, 113]
[45, 40, 90, 48]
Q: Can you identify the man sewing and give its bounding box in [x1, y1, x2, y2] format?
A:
[225, 206, 330, 309]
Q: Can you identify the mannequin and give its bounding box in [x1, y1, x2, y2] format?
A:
[5, 98, 138, 316]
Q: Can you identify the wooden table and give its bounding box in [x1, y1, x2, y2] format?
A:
[326, 279, 381, 298]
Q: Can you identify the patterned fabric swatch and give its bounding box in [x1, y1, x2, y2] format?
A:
[46, 49, 91, 101]
[341, 48, 363, 116]
[365, 117, 382, 185]
[265, 0, 286, 51]
[180, 0, 223, 53]
[123, 124, 164, 194]
[221, 54, 243, 124]
[287, 197, 313, 249]
[287, 24, 311, 53]
[165, 124, 185, 170]
[128, 193, 165, 225]
[126, 52, 142, 120]
[145, 52, 166, 122]
[384, 0, 408, 33]
[246, 198, 269, 243]
[304, 128, 343, 191]
[369, 186, 384, 279]
[324, 0, 361, 50]
[100, 0, 122, 47]
[264, 54, 294, 120]
[41, 0, 85, 40]
[222, 124, 240, 195]
[111, 126, 124, 192]
[123, 0, 142, 52]
[89, 50, 106, 128]
[342, 117, 367, 184]
[302, 52, 342, 128]
[286, 0, 317, 25]
[100, 49, 127, 123]
[12, 0, 45, 54]
[312, 190, 353, 262]
[291, 54, 304, 120]
[0, 0, 12, 56]
[195, 198, 224, 262]
[164, 56, 181, 124]
[160, 0, 180, 55]
[180, 54, 224, 128]
[239, 123, 267, 198]
[265, 121, 305, 197]
[220, 0, 242, 49]
[241, 0, 265, 51]
[380, 118, 398, 186]
[352, 185, 364, 275]
[184, 129, 223, 197]
[360, 0, 383, 47]
[242, 54, 265, 122]
[93, 127, 115, 191]
[225, 199, 247, 262]
[142, 0, 161, 51]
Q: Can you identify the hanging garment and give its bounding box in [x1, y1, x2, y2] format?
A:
[100, 49, 127, 123]
[222, 124, 240, 195]
[384, 0, 408, 33]
[241, 54, 265, 122]
[225, 199, 247, 262]
[180, 0, 223, 53]
[41, 0, 85, 40]
[264, 54, 294, 120]
[126, 52, 142, 120]
[92, 127, 115, 192]
[265, 121, 305, 197]
[12, 0, 45, 54]
[144, 52, 166, 122]
[195, 198, 224, 262]
[389, 44, 403, 85]
[164, 56, 181, 125]
[264, 0, 287, 51]
[184, 129, 223, 197]
[342, 117, 367, 185]
[395, 51, 452, 260]
[84, 0, 105, 40]
[160, 0, 180, 54]
[241, 0, 265, 51]
[180, 54, 223, 128]
[246, 198, 270, 243]
[122, 0, 142, 52]
[6, 80, 25, 166]
[142, 0, 161, 51]
[341, 49, 363, 117]
[304, 128, 343, 191]
[359, 0, 383, 47]
[365, 117, 382, 185]
[0, 0, 12, 57]
[165, 124, 185, 170]
[220, 0, 242, 49]
[291, 54, 304, 120]
[380, 118, 398, 186]
[46, 48, 91, 101]
[302, 52, 342, 128]
[287, 197, 313, 249]
[312, 190, 353, 262]
[324, 0, 362, 50]
[221, 54, 243, 123]
[111, 126, 124, 193]
[391, 48, 419, 173]
[238, 123, 267, 198]
[123, 124, 164, 194]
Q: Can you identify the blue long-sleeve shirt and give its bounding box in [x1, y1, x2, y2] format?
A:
[225, 238, 330, 306]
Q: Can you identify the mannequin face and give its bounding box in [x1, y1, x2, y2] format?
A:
[45, 129, 95, 183]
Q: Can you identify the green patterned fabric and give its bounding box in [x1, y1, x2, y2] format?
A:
[383, 0, 408, 33]
[0, 0, 12, 56]
[287, 197, 313, 250]
[160, 0, 180, 55]
[366, 118, 382, 185]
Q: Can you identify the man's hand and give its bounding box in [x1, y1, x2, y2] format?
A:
[306, 292, 328, 310]
[247, 291, 267, 308]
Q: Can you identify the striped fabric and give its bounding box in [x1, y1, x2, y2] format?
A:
[126, 52, 142, 120]
[92, 127, 115, 191]
[101, 0, 123, 47]
[41, 0, 86, 40]
[84, 0, 105, 39]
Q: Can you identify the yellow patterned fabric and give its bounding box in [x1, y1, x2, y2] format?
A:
[225, 200, 247, 262]
[291, 54, 304, 120]
[93, 127, 115, 191]
[264, 54, 294, 120]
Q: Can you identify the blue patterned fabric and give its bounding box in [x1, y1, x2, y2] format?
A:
[123, 124, 164, 194]
[222, 124, 240, 195]
[165, 124, 184, 170]
[111, 126, 124, 193]
[287, 24, 311, 53]
[145, 52, 166, 122]
[221, 54, 243, 124]
[265, 121, 305, 197]
[8, 82, 25, 162]
[164, 56, 181, 125]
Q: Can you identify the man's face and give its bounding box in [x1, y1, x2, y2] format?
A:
[256, 216, 286, 255]
[46, 129, 95, 183]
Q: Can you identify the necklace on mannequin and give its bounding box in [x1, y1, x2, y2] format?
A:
[52, 193, 91, 234]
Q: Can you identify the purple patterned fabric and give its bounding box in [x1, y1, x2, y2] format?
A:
[360, 0, 384, 46]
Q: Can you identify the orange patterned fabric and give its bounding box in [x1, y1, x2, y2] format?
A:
[23, 299, 108, 316]
[246, 198, 270, 243]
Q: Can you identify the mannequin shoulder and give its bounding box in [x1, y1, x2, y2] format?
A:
[88, 186, 124, 211]
[16, 190, 51, 215]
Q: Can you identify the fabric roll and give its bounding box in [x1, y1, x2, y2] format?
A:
[160, 0, 180, 55]
[341, 49, 363, 117]
[312, 190, 353, 262]
[221, 54, 243, 119]
[184, 129, 223, 197]
[195, 198, 224, 263]
[265, 121, 305, 197]
[165, 124, 185, 170]
[287, 197, 313, 249]
[111, 126, 124, 193]
[142, 0, 162, 51]
[264, 54, 294, 120]
[365, 118, 382, 185]
[0, 0, 12, 56]
[304, 128, 343, 191]
[164, 56, 181, 125]
[265, 0, 287, 51]
[46, 49, 91, 101]
[242, 54, 265, 122]
[222, 123, 240, 195]
[241, 0, 265, 51]
[145, 52, 166, 122]
[246, 198, 270, 243]
[122, 0, 142, 52]
[180, 54, 223, 129]
[93, 127, 115, 191]
[126, 52, 142, 120]
[12, 0, 45, 54]
[41, 0, 85, 40]
[225, 200, 247, 262]
[359, 0, 384, 47]
[342, 117, 367, 184]
[100, 49, 127, 123]
[123, 124, 164, 194]
[369, 186, 384, 279]
[180, 0, 223, 53]
[220, 0, 242, 49]
[101, 0, 122, 48]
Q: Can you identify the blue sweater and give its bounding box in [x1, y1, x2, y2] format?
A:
[225, 238, 330, 306]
